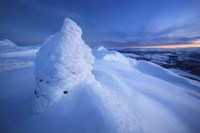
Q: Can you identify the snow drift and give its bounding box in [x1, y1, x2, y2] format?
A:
[34, 18, 94, 113]
[93, 45, 131, 65]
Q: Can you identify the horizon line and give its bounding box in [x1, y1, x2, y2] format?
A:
[107, 43, 200, 49]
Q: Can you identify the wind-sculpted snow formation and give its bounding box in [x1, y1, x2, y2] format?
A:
[34, 18, 94, 113]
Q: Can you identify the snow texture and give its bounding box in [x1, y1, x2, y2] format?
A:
[93, 45, 131, 65]
[0, 18, 200, 133]
[34, 18, 94, 113]
[0, 40, 39, 72]
[0, 39, 17, 49]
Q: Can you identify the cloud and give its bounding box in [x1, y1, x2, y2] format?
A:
[1, 0, 200, 46]
[99, 12, 200, 47]
[18, 0, 81, 19]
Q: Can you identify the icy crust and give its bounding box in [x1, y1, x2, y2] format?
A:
[34, 18, 94, 112]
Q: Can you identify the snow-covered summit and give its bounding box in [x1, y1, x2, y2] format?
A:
[34, 18, 94, 112]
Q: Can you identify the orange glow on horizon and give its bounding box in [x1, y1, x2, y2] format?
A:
[128, 43, 200, 49]
[108, 41, 200, 49]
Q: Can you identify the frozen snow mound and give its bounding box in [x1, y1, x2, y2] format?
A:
[92, 45, 107, 51]
[34, 18, 94, 112]
[92, 45, 131, 65]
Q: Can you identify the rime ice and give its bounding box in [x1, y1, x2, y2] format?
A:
[34, 18, 94, 112]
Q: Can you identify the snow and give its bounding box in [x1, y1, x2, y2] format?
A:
[34, 18, 94, 113]
[93, 45, 131, 66]
[0, 40, 39, 72]
[150, 54, 169, 61]
[0, 39, 17, 50]
[1, 18, 200, 133]
[169, 68, 200, 82]
[123, 53, 141, 58]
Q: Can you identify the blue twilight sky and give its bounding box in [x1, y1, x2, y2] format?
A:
[0, 0, 200, 47]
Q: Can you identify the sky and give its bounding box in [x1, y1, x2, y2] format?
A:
[0, 0, 200, 48]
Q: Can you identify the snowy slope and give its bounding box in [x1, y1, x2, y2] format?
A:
[1, 18, 200, 133]
[0, 39, 39, 72]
